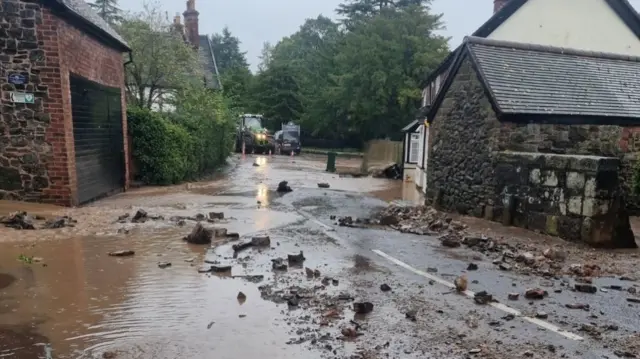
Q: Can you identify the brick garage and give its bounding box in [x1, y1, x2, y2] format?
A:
[0, 0, 131, 206]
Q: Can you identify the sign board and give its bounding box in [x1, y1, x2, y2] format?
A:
[10, 92, 35, 104]
[7, 73, 27, 85]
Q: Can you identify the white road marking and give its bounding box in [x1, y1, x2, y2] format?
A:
[372, 249, 584, 341]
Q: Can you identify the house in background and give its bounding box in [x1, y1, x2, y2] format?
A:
[137, 0, 222, 112]
[412, 0, 640, 196]
[0, 0, 131, 206]
[400, 120, 420, 182]
[425, 35, 640, 248]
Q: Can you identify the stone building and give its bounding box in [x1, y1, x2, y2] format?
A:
[0, 0, 131, 206]
[424, 36, 639, 248]
[411, 0, 640, 211]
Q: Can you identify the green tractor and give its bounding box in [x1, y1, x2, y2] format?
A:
[235, 114, 275, 154]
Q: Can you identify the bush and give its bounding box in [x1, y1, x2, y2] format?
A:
[127, 90, 236, 185]
[128, 107, 193, 184]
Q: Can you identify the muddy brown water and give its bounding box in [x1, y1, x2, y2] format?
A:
[0, 155, 403, 358]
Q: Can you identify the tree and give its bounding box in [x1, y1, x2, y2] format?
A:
[251, 62, 304, 129]
[257, 42, 274, 73]
[336, 0, 431, 28]
[89, 0, 122, 24]
[211, 27, 250, 75]
[118, 4, 203, 110]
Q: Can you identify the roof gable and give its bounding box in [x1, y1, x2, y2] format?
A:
[197, 35, 222, 90]
[428, 36, 640, 122]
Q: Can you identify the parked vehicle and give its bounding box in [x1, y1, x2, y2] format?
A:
[235, 114, 275, 154]
[274, 122, 301, 155]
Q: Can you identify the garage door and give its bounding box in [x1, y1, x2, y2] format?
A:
[70, 74, 125, 204]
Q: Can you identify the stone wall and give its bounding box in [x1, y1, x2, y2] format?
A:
[0, 0, 128, 206]
[426, 58, 500, 216]
[492, 152, 635, 248]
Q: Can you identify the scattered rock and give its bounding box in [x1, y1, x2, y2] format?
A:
[467, 263, 478, 271]
[305, 267, 314, 277]
[43, 216, 76, 229]
[341, 327, 360, 338]
[543, 247, 567, 261]
[380, 284, 392, 292]
[353, 302, 374, 314]
[251, 236, 271, 247]
[234, 275, 264, 283]
[232, 241, 253, 252]
[287, 251, 305, 264]
[157, 262, 172, 269]
[469, 348, 481, 355]
[277, 181, 293, 193]
[474, 291, 493, 305]
[627, 298, 640, 304]
[454, 275, 468, 292]
[317, 183, 330, 188]
[211, 265, 232, 273]
[237, 292, 247, 301]
[535, 311, 549, 319]
[575, 284, 597, 294]
[313, 269, 321, 277]
[226, 232, 240, 240]
[565, 303, 590, 310]
[628, 287, 637, 295]
[379, 214, 399, 226]
[108, 250, 135, 257]
[184, 223, 213, 245]
[499, 263, 512, 271]
[117, 213, 130, 222]
[271, 258, 288, 271]
[426, 267, 438, 273]
[0, 212, 35, 230]
[131, 209, 148, 223]
[516, 252, 536, 265]
[209, 212, 224, 220]
[441, 234, 461, 248]
[508, 293, 520, 301]
[524, 288, 548, 300]
[253, 162, 260, 167]
[287, 296, 300, 307]
[614, 351, 637, 358]
[405, 310, 417, 322]
[620, 276, 636, 282]
[102, 352, 117, 359]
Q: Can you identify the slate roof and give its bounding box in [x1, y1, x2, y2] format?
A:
[401, 120, 419, 132]
[430, 36, 640, 120]
[55, 0, 130, 51]
[197, 35, 222, 90]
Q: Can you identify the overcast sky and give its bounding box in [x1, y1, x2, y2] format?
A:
[119, 0, 640, 71]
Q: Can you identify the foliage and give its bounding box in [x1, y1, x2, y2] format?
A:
[127, 107, 192, 184]
[211, 27, 250, 75]
[89, 0, 122, 24]
[248, 3, 448, 142]
[633, 160, 640, 196]
[117, 4, 202, 110]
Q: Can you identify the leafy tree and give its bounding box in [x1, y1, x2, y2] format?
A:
[118, 4, 203, 110]
[211, 27, 250, 75]
[251, 62, 304, 129]
[89, 0, 122, 24]
[257, 42, 274, 73]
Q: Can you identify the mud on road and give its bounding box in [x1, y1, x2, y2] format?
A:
[0, 154, 639, 359]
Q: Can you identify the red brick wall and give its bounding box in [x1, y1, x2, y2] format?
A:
[38, 7, 129, 206]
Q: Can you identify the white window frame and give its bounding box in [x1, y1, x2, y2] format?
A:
[408, 132, 420, 163]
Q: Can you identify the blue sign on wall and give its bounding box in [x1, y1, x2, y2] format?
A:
[8, 74, 27, 85]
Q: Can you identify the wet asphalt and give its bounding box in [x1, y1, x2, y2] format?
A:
[0, 154, 638, 358]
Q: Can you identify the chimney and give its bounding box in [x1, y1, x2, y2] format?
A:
[494, 0, 509, 13]
[172, 13, 184, 35]
[183, 0, 199, 49]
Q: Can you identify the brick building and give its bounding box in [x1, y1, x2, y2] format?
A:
[0, 0, 131, 206]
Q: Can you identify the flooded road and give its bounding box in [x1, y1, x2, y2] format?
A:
[1, 154, 638, 358]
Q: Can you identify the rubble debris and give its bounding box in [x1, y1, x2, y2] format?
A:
[405, 310, 417, 322]
[287, 296, 300, 307]
[469, 349, 482, 355]
[287, 251, 306, 264]
[207, 322, 214, 329]
[508, 293, 520, 301]
[341, 327, 361, 338]
[209, 212, 224, 220]
[226, 232, 240, 240]
[427, 267, 438, 273]
[232, 241, 253, 252]
[380, 284, 392, 292]
[233, 275, 264, 283]
[614, 351, 637, 358]
[379, 214, 399, 226]
[627, 298, 640, 304]
[575, 284, 597, 294]
[253, 162, 260, 167]
[629, 287, 637, 295]
[117, 213, 130, 222]
[338, 216, 355, 227]
[184, 223, 213, 244]
[354, 302, 374, 314]
[237, 291, 247, 301]
[467, 263, 478, 271]
[211, 265, 232, 273]
[195, 213, 206, 221]
[525, 288, 548, 300]
[543, 247, 567, 261]
[108, 250, 135, 257]
[499, 263, 512, 271]
[305, 267, 314, 277]
[440, 233, 461, 248]
[131, 209, 149, 223]
[198, 266, 213, 273]
[516, 252, 536, 265]
[535, 311, 549, 319]
[0, 212, 35, 230]
[566, 303, 590, 310]
[102, 352, 117, 359]
[313, 269, 321, 277]
[43, 216, 76, 229]
[271, 258, 288, 271]
[158, 262, 172, 269]
[454, 275, 468, 292]
[473, 291, 493, 305]
[620, 276, 636, 282]
[317, 183, 330, 188]
[277, 181, 293, 193]
[251, 236, 271, 247]
[502, 314, 516, 321]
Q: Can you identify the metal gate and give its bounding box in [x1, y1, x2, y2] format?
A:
[70, 74, 125, 204]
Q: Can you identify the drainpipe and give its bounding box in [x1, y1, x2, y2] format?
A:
[124, 51, 133, 67]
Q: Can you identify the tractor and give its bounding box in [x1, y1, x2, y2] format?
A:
[235, 114, 275, 154]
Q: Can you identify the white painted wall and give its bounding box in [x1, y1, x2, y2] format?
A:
[132, 87, 177, 112]
[488, 0, 640, 56]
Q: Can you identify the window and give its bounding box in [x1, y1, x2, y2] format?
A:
[409, 132, 420, 163]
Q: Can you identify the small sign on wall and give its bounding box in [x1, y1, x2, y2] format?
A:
[7, 73, 27, 85]
[10, 92, 35, 104]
